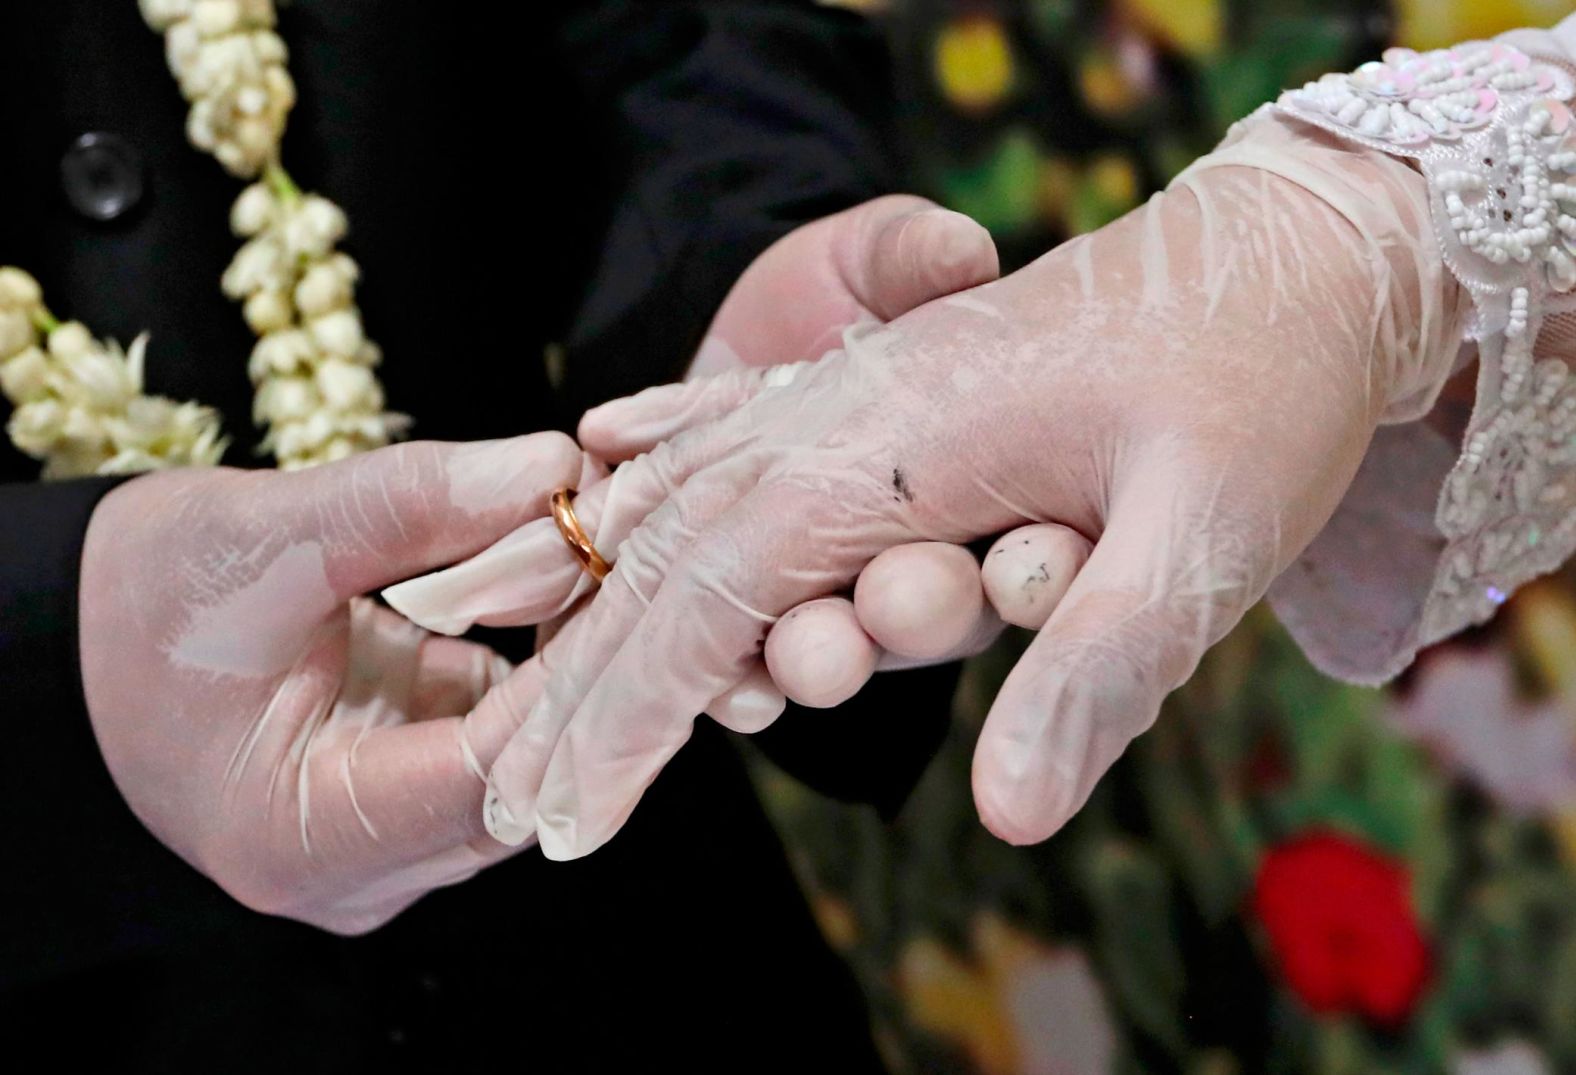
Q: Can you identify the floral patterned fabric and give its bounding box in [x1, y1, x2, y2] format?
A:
[758, 3, 1576, 1073]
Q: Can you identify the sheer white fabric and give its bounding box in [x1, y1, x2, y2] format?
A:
[1262, 18, 1576, 683]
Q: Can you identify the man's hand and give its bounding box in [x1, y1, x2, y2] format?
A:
[78, 434, 585, 934]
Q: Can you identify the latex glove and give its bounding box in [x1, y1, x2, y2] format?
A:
[492, 109, 1468, 859]
[385, 195, 1007, 720]
[78, 433, 593, 934]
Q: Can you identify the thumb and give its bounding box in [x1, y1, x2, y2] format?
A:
[971, 458, 1278, 846]
[832, 194, 1000, 321]
[268, 432, 584, 601]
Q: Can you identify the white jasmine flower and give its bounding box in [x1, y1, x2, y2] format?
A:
[8, 399, 65, 457]
[0, 310, 36, 359]
[294, 260, 354, 316]
[185, 98, 218, 152]
[60, 404, 111, 451]
[230, 183, 275, 236]
[133, 0, 396, 472]
[315, 358, 378, 411]
[182, 40, 238, 99]
[52, 349, 138, 410]
[231, 116, 275, 162]
[164, 18, 201, 77]
[270, 412, 328, 460]
[149, 1, 292, 178]
[353, 340, 383, 368]
[263, 62, 295, 108]
[243, 289, 293, 334]
[308, 308, 364, 357]
[282, 196, 348, 259]
[47, 322, 95, 362]
[248, 329, 314, 381]
[0, 346, 49, 402]
[139, 0, 195, 31]
[253, 27, 286, 63]
[222, 237, 286, 298]
[192, 0, 243, 39]
[0, 267, 42, 308]
[253, 374, 319, 425]
[235, 84, 268, 117]
[1, 271, 228, 477]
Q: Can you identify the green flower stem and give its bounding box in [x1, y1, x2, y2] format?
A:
[31, 307, 60, 334]
[264, 162, 302, 206]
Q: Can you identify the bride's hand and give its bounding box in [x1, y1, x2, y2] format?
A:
[486, 112, 1469, 860]
[385, 195, 1018, 721]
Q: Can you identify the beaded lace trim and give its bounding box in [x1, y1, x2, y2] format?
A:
[1278, 40, 1576, 647]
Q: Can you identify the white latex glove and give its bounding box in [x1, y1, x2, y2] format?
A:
[385, 195, 1013, 725]
[488, 109, 1469, 860]
[78, 433, 592, 934]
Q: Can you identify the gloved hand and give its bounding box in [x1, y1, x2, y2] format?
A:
[78, 432, 591, 934]
[486, 110, 1470, 860]
[384, 195, 1019, 724]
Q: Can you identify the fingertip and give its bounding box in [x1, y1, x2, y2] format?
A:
[535, 817, 580, 861]
[576, 404, 625, 460]
[379, 516, 582, 636]
[972, 777, 1061, 847]
[910, 207, 999, 289]
[765, 596, 879, 708]
[382, 578, 469, 637]
[483, 784, 536, 847]
[708, 662, 789, 734]
[981, 524, 1091, 630]
[854, 542, 983, 659]
[969, 717, 1080, 847]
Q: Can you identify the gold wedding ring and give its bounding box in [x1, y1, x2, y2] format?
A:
[550, 488, 612, 582]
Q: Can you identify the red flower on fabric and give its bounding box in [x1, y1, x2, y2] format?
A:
[1252, 829, 1431, 1026]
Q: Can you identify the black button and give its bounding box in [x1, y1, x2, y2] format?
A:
[60, 132, 145, 222]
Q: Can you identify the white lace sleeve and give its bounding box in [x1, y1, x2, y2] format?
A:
[1264, 21, 1576, 683]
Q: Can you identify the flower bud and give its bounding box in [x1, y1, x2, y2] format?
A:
[243, 289, 293, 334]
[222, 237, 284, 298]
[185, 98, 219, 151]
[47, 322, 95, 362]
[138, 0, 195, 31]
[254, 28, 287, 63]
[264, 64, 295, 111]
[254, 374, 319, 424]
[308, 308, 364, 357]
[230, 184, 274, 236]
[0, 267, 43, 308]
[0, 310, 37, 359]
[294, 260, 353, 317]
[60, 349, 136, 409]
[165, 19, 201, 78]
[61, 404, 110, 450]
[315, 358, 377, 411]
[0, 346, 49, 402]
[192, 0, 242, 39]
[247, 329, 314, 381]
[232, 116, 275, 163]
[8, 399, 64, 456]
[282, 196, 347, 259]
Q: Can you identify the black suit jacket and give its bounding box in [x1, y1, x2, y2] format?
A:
[0, 2, 955, 1070]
